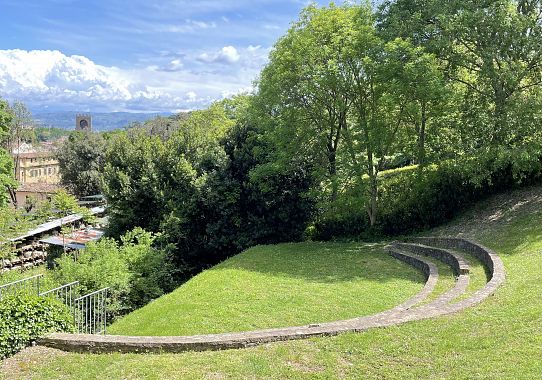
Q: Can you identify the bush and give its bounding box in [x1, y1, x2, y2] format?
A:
[53, 228, 174, 320]
[0, 294, 73, 359]
[313, 159, 542, 239]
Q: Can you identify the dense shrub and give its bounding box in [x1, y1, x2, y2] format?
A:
[313, 159, 542, 239]
[53, 228, 174, 320]
[0, 294, 73, 359]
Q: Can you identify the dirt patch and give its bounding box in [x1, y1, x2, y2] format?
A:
[433, 185, 542, 239]
[1, 345, 68, 380]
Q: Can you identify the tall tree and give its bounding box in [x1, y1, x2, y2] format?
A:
[257, 4, 359, 200]
[379, 0, 542, 177]
[7, 101, 34, 177]
[340, 24, 414, 226]
[0, 99, 16, 207]
[56, 131, 106, 198]
[382, 39, 449, 169]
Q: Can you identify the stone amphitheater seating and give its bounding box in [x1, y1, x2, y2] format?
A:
[39, 237, 505, 353]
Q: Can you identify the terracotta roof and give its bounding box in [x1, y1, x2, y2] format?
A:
[16, 183, 64, 194]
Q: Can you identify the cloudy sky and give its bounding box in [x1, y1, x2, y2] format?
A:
[0, 0, 333, 113]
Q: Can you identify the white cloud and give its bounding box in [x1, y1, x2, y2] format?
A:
[197, 46, 240, 64]
[0, 48, 267, 112]
[158, 19, 217, 33]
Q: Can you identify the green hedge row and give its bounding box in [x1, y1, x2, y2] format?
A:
[313, 160, 542, 240]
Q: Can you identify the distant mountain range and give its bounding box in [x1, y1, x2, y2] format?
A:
[32, 111, 172, 131]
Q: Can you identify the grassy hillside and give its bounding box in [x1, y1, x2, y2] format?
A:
[109, 243, 424, 336]
[2, 186, 542, 379]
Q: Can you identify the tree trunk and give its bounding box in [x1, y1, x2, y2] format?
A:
[327, 147, 338, 201]
[493, 84, 507, 144]
[367, 174, 378, 227]
[7, 186, 17, 207]
[417, 101, 427, 171]
[366, 146, 378, 227]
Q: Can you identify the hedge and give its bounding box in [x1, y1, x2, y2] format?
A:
[0, 294, 73, 359]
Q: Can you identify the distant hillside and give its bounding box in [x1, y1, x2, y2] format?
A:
[32, 111, 172, 131]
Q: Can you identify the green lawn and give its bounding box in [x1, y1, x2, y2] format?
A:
[109, 243, 424, 336]
[417, 256, 455, 305]
[2, 186, 542, 379]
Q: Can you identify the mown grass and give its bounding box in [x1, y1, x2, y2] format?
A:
[418, 256, 456, 305]
[2, 186, 542, 379]
[109, 243, 424, 336]
[452, 250, 489, 302]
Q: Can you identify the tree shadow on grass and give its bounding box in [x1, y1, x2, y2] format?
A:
[208, 242, 426, 285]
[434, 185, 542, 255]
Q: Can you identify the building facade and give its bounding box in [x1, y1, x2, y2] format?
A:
[11, 142, 62, 207]
[13, 143, 61, 185]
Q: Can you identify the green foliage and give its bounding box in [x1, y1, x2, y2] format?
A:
[0, 98, 16, 207]
[257, 4, 452, 226]
[56, 131, 106, 197]
[0, 149, 15, 207]
[102, 98, 314, 281]
[0, 98, 12, 142]
[102, 129, 166, 236]
[34, 126, 72, 142]
[52, 228, 174, 319]
[315, 159, 542, 239]
[0, 294, 73, 359]
[255, 1, 542, 236]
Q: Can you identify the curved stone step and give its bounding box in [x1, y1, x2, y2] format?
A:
[384, 247, 438, 311]
[391, 242, 470, 276]
[411, 237, 502, 279]
[38, 237, 505, 354]
[388, 245, 470, 307]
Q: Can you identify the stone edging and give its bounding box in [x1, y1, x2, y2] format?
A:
[38, 237, 505, 354]
[387, 245, 470, 306]
[386, 250, 438, 310]
[391, 242, 470, 276]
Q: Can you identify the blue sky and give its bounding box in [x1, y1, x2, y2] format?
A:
[0, 0, 337, 113]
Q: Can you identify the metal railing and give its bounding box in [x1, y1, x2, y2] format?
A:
[0, 275, 109, 335]
[0, 274, 42, 300]
[73, 288, 109, 335]
[39, 281, 79, 310]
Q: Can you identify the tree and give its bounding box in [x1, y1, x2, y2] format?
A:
[7, 101, 34, 175]
[257, 4, 359, 200]
[381, 39, 449, 169]
[339, 23, 416, 227]
[0, 99, 16, 207]
[102, 129, 166, 236]
[56, 131, 106, 197]
[442, 1, 542, 146]
[379, 0, 542, 179]
[258, 4, 437, 226]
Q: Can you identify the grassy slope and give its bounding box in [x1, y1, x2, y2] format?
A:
[109, 243, 424, 336]
[2, 186, 542, 379]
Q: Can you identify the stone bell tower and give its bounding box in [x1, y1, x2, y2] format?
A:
[75, 114, 92, 131]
